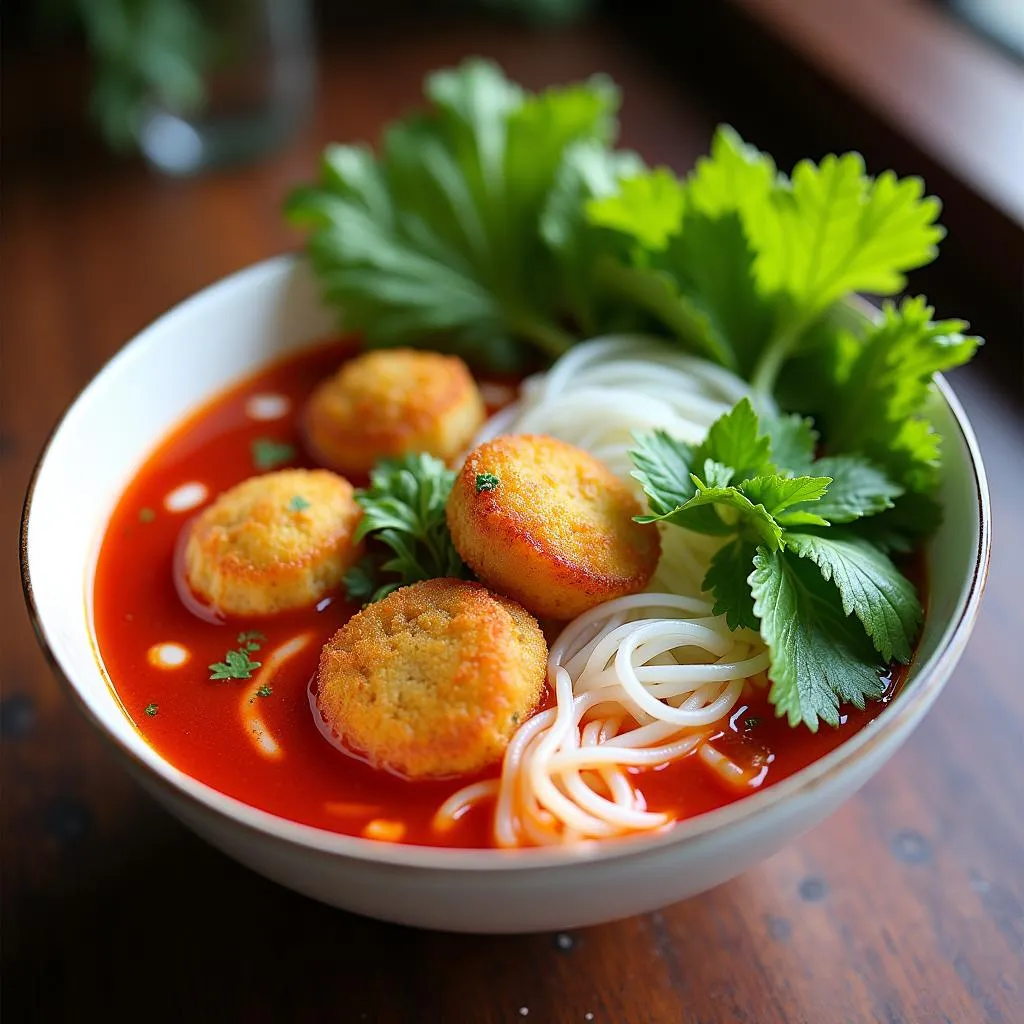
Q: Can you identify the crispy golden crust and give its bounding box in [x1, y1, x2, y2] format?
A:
[315, 578, 547, 779]
[304, 348, 485, 475]
[184, 469, 362, 616]
[446, 434, 661, 620]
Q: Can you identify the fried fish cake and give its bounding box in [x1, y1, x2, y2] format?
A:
[314, 578, 547, 779]
[304, 348, 485, 476]
[446, 434, 660, 620]
[184, 469, 361, 616]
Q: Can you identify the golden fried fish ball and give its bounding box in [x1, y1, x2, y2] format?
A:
[446, 435, 661, 620]
[304, 348, 485, 475]
[315, 578, 547, 779]
[184, 469, 362, 616]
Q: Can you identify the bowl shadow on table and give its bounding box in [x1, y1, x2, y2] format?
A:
[4, 792, 770, 1023]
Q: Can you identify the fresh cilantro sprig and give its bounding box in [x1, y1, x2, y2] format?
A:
[209, 631, 266, 681]
[631, 398, 922, 730]
[345, 453, 470, 604]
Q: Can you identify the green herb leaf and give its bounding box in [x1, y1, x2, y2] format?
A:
[349, 453, 470, 603]
[587, 169, 773, 371]
[632, 401, 785, 544]
[740, 474, 832, 525]
[288, 495, 312, 512]
[800, 456, 902, 524]
[630, 429, 699, 518]
[820, 298, 981, 495]
[703, 537, 759, 630]
[752, 158, 944, 312]
[144, 703, 159, 717]
[256, 685, 273, 698]
[251, 438, 296, 471]
[587, 168, 686, 250]
[343, 555, 382, 604]
[785, 531, 922, 663]
[287, 60, 620, 369]
[209, 643, 263, 681]
[631, 432, 734, 537]
[763, 414, 817, 475]
[750, 546, 885, 730]
[138, 507, 156, 523]
[475, 473, 501, 493]
[671, 481, 784, 550]
[692, 398, 773, 483]
[539, 141, 645, 333]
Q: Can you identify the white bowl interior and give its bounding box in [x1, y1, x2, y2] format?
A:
[24, 255, 986, 883]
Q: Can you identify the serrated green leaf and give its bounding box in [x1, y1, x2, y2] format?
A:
[824, 297, 980, 496]
[586, 168, 686, 250]
[750, 547, 885, 730]
[786, 532, 922, 663]
[664, 484, 784, 549]
[693, 397, 774, 481]
[288, 59, 620, 368]
[752, 156, 945, 310]
[630, 429, 697, 517]
[703, 538, 759, 629]
[741, 474, 832, 521]
[802, 456, 902, 523]
[764, 413, 818, 474]
[687, 125, 778, 221]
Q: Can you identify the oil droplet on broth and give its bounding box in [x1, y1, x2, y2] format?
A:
[164, 482, 208, 513]
[245, 393, 291, 421]
[147, 642, 190, 669]
[363, 819, 407, 842]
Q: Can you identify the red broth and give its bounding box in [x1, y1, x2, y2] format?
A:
[93, 338, 908, 849]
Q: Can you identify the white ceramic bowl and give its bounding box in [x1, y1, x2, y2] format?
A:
[21, 255, 990, 933]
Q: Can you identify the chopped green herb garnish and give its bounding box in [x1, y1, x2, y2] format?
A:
[251, 437, 296, 471]
[236, 630, 266, 653]
[288, 495, 311, 512]
[138, 507, 156, 523]
[743, 717, 761, 733]
[475, 473, 500, 494]
[344, 453, 470, 604]
[144, 703, 159, 717]
[209, 631, 266, 681]
[256, 685, 273, 698]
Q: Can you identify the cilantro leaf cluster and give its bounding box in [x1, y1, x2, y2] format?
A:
[632, 399, 923, 730]
[346, 453, 470, 604]
[209, 631, 266, 681]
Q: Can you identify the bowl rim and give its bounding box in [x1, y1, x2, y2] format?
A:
[20, 254, 992, 871]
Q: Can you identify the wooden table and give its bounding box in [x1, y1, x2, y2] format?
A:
[4, 20, 1022, 1024]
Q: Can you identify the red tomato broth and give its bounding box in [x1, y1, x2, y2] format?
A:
[93, 338, 910, 850]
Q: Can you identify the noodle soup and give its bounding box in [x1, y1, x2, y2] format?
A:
[94, 338, 911, 850]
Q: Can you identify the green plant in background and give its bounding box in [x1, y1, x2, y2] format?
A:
[479, 0, 592, 26]
[41, 0, 213, 151]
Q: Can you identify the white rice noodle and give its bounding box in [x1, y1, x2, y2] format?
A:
[442, 594, 769, 847]
[472, 334, 751, 482]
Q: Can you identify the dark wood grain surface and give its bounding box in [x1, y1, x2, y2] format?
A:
[4, 20, 1023, 1024]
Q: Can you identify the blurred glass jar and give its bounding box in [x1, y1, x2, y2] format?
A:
[135, 0, 314, 176]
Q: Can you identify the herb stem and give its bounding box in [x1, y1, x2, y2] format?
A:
[750, 316, 806, 398]
[513, 315, 577, 360]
